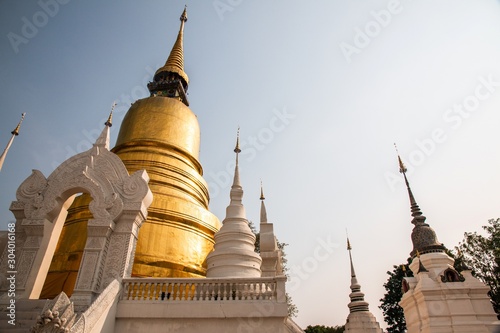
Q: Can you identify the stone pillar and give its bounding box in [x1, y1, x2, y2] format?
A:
[71, 218, 114, 308]
[100, 210, 145, 288]
[16, 219, 45, 298]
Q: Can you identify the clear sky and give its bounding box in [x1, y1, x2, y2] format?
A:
[1, 0, 500, 329]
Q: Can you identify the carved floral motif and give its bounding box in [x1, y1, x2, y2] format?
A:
[5, 136, 151, 307]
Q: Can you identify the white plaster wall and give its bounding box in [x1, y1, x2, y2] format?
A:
[115, 300, 290, 333]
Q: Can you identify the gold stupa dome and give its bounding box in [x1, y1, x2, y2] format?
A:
[115, 97, 201, 163]
[40, 7, 220, 298]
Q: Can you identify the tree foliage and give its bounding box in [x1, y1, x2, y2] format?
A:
[379, 257, 413, 333]
[457, 218, 500, 318]
[304, 324, 345, 333]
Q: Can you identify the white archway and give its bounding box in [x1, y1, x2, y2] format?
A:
[0, 136, 152, 308]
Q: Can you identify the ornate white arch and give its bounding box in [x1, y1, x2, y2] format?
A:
[0, 138, 152, 308]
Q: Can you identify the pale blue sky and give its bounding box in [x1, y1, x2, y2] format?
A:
[1, 0, 500, 328]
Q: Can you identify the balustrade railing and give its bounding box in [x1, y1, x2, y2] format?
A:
[121, 277, 281, 302]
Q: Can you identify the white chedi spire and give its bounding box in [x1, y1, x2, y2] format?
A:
[344, 237, 383, 333]
[259, 184, 284, 277]
[94, 102, 115, 149]
[206, 129, 262, 278]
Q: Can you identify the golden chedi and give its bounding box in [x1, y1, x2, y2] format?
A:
[40, 8, 220, 298]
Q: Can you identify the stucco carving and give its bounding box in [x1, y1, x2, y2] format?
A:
[2, 128, 152, 302]
[102, 234, 129, 287]
[31, 292, 77, 333]
[16, 250, 37, 288]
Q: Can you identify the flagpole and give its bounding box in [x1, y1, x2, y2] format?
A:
[0, 113, 26, 172]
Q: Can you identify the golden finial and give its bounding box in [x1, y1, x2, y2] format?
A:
[154, 6, 189, 86]
[260, 180, 265, 200]
[11, 113, 26, 136]
[234, 127, 241, 153]
[105, 102, 115, 127]
[394, 143, 407, 174]
[180, 5, 188, 22]
[346, 230, 352, 250]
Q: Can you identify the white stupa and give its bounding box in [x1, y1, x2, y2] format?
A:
[396, 154, 500, 333]
[344, 237, 384, 333]
[259, 184, 284, 278]
[205, 130, 262, 278]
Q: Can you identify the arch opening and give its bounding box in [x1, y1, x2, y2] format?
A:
[39, 193, 92, 299]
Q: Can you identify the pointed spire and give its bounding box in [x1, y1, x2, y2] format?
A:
[395, 144, 426, 226]
[11, 112, 26, 136]
[260, 181, 268, 223]
[346, 237, 369, 313]
[95, 104, 115, 149]
[395, 144, 445, 258]
[206, 127, 262, 278]
[154, 6, 189, 87]
[259, 184, 283, 277]
[0, 113, 26, 172]
[104, 102, 115, 127]
[347, 236, 357, 279]
[232, 127, 241, 187]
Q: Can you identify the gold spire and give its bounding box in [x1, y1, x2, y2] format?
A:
[260, 180, 265, 200]
[154, 6, 189, 86]
[105, 102, 115, 127]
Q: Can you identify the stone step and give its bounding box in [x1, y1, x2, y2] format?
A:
[0, 316, 37, 332]
[0, 299, 47, 332]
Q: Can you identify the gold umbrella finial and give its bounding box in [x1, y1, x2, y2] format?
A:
[105, 102, 116, 127]
[234, 126, 241, 153]
[180, 5, 188, 22]
[11, 113, 26, 136]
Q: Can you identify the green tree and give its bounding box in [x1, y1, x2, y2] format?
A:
[457, 218, 500, 319]
[304, 324, 345, 333]
[379, 257, 413, 333]
[249, 221, 298, 317]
